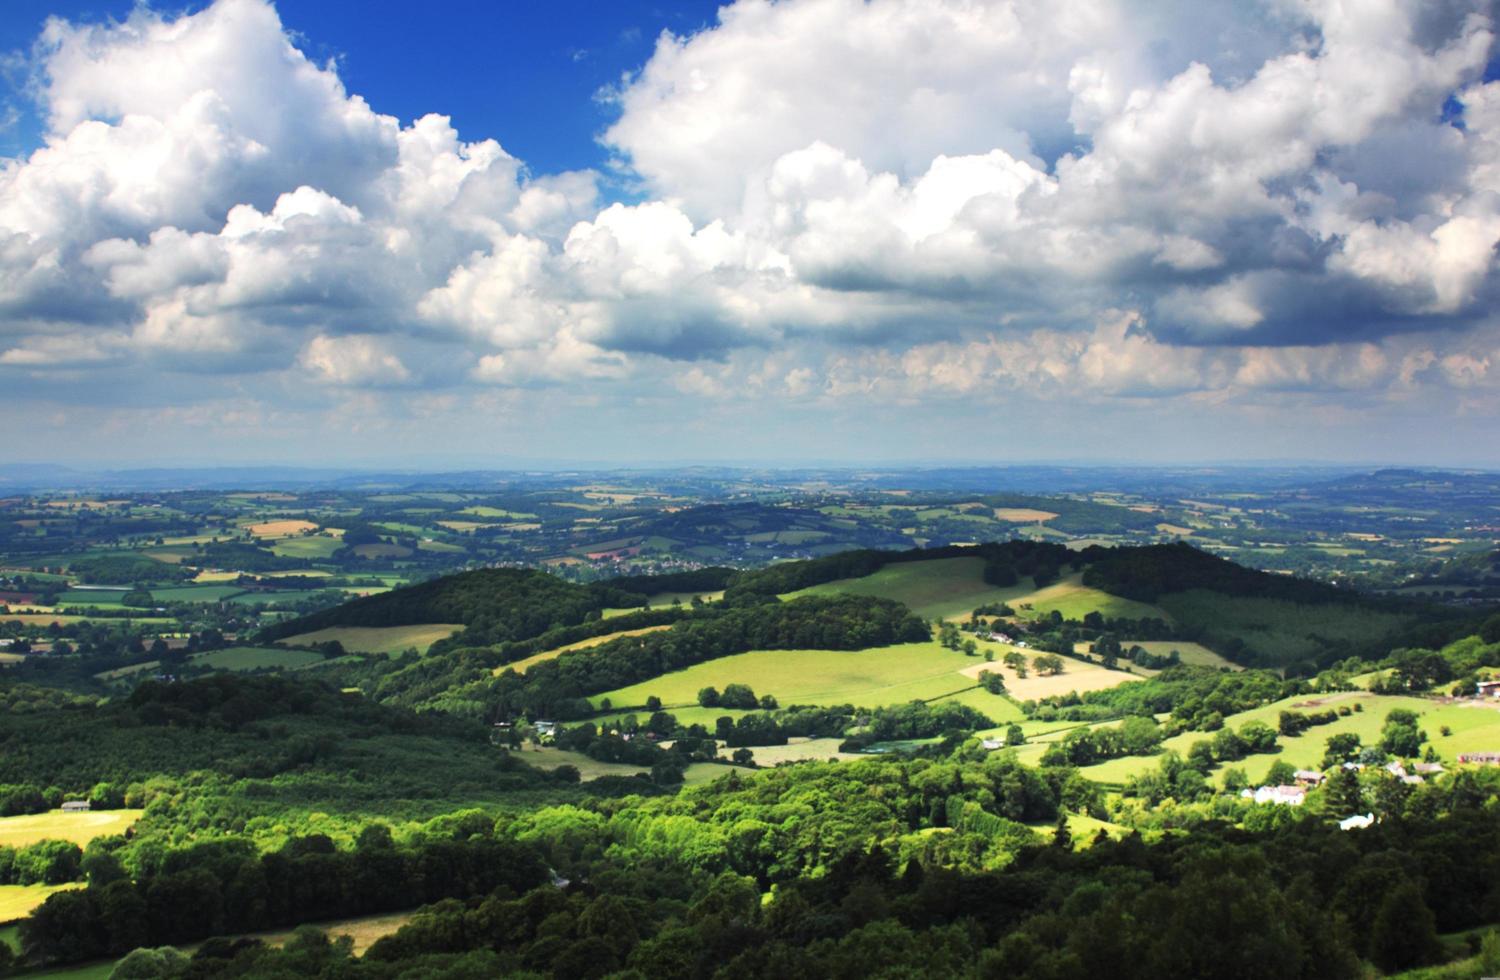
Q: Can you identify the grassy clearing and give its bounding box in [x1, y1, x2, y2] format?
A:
[1076, 692, 1500, 786]
[960, 655, 1142, 701]
[499, 625, 674, 676]
[1158, 590, 1413, 665]
[522, 747, 652, 780]
[0, 809, 143, 849]
[591, 640, 1024, 722]
[993, 508, 1059, 522]
[270, 536, 345, 559]
[787, 556, 1038, 621]
[281, 624, 462, 656]
[1016, 574, 1168, 622]
[0, 883, 83, 923]
[191, 647, 326, 671]
[741, 738, 865, 765]
[1125, 640, 1240, 670]
[351, 543, 413, 559]
[137, 584, 243, 603]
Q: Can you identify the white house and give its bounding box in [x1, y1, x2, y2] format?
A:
[1339, 813, 1375, 831]
[1243, 785, 1305, 806]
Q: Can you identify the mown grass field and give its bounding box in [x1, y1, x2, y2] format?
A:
[148, 584, 246, 603]
[786, 556, 1038, 620]
[282, 624, 462, 656]
[191, 647, 326, 671]
[1075, 692, 1500, 786]
[961, 654, 1142, 701]
[0, 809, 143, 849]
[1016, 574, 1169, 622]
[270, 535, 345, 559]
[498, 625, 674, 675]
[1125, 640, 1240, 670]
[524, 747, 725, 787]
[0, 883, 83, 924]
[590, 640, 1025, 723]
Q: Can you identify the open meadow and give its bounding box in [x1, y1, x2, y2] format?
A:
[0, 884, 83, 924]
[1073, 692, 1500, 786]
[786, 556, 1038, 620]
[499, 625, 674, 675]
[1014, 573, 1169, 622]
[590, 640, 1026, 723]
[0, 809, 142, 849]
[281, 623, 463, 655]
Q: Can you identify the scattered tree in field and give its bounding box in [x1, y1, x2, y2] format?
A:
[697, 686, 720, 708]
[978, 671, 1005, 695]
[1032, 653, 1065, 676]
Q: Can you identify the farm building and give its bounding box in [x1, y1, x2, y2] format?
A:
[61, 800, 91, 812]
[1414, 762, 1445, 775]
[980, 738, 1004, 750]
[1243, 785, 1305, 806]
[1458, 752, 1500, 765]
[1293, 769, 1325, 786]
[1339, 813, 1375, 831]
[1477, 680, 1500, 698]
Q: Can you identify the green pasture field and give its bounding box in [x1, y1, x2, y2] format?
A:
[0, 809, 143, 849]
[53, 590, 125, 608]
[786, 556, 1038, 620]
[1125, 640, 1240, 670]
[351, 543, 413, 559]
[191, 647, 326, 671]
[741, 738, 866, 765]
[590, 640, 1026, 721]
[499, 625, 674, 675]
[1075, 691, 1500, 786]
[227, 590, 329, 606]
[281, 624, 463, 655]
[94, 660, 160, 681]
[1016, 574, 1169, 622]
[523, 747, 725, 787]
[149, 584, 246, 603]
[0, 883, 83, 924]
[270, 536, 345, 559]
[1157, 590, 1413, 665]
[461, 506, 535, 519]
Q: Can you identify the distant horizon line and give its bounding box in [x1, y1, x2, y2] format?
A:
[2, 459, 1497, 476]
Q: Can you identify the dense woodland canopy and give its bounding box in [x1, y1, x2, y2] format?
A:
[0, 539, 1497, 978]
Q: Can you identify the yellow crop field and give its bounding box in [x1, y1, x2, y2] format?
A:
[247, 519, 319, 538]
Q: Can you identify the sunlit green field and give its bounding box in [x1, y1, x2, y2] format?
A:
[1074, 691, 1500, 785]
[281, 624, 463, 656]
[1125, 640, 1240, 670]
[786, 556, 1039, 620]
[268, 535, 345, 559]
[1016, 574, 1168, 622]
[0, 809, 143, 849]
[0, 883, 83, 924]
[590, 640, 1023, 723]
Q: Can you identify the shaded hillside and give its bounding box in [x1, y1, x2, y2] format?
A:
[1079, 542, 1348, 604]
[262, 568, 645, 649]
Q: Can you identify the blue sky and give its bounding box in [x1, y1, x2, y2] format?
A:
[1, 0, 1499, 468]
[1, 0, 724, 170]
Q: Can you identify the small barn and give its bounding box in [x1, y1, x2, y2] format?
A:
[61, 800, 91, 813]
